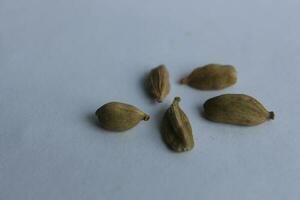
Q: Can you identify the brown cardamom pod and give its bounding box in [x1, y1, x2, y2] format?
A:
[203, 94, 275, 126]
[146, 64, 170, 102]
[161, 97, 194, 152]
[95, 102, 150, 132]
[181, 64, 237, 90]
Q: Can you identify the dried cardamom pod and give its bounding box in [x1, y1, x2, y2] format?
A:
[203, 94, 275, 126]
[161, 97, 194, 152]
[146, 64, 170, 102]
[95, 102, 150, 131]
[180, 64, 237, 90]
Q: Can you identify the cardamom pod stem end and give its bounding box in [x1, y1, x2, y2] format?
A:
[157, 98, 163, 103]
[269, 112, 275, 120]
[143, 114, 150, 121]
[180, 77, 189, 84]
[174, 97, 181, 103]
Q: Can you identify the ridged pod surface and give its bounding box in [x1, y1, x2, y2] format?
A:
[181, 64, 237, 90]
[161, 97, 194, 152]
[95, 102, 150, 132]
[146, 64, 170, 102]
[204, 94, 275, 126]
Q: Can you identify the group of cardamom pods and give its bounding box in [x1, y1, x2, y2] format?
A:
[95, 64, 275, 152]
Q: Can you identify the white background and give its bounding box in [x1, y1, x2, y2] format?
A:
[1, 0, 299, 199]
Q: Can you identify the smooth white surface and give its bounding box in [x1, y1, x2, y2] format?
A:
[1, 0, 299, 199]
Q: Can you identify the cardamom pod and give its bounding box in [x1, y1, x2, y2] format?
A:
[161, 97, 194, 152]
[181, 64, 237, 90]
[146, 64, 170, 102]
[95, 102, 150, 131]
[203, 94, 275, 126]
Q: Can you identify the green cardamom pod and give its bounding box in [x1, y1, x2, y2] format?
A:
[181, 64, 237, 90]
[203, 94, 275, 126]
[95, 102, 150, 131]
[161, 97, 194, 152]
[146, 64, 170, 102]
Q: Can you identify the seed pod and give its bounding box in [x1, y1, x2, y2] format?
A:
[181, 64, 237, 90]
[161, 97, 194, 152]
[95, 102, 150, 132]
[146, 64, 170, 102]
[203, 94, 275, 126]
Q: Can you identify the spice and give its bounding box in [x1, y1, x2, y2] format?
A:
[161, 97, 194, 152]
[146, 64, 170, 102]
[181, 64, 237, 90]
[203, 94, 275, 126]
[95, 102, 150, 131]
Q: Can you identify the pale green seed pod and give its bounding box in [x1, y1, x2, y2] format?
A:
[95, 102, 150, 132]
[161, 97, 194, 152]
[181, 64, 237, 90]
[203, 94, 275, 126]
[146, 64, 170, 102]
